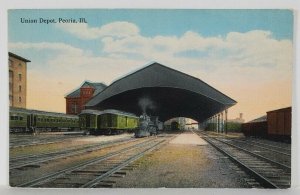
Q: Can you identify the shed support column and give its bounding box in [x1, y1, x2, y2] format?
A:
[225, 109, 228, 134]
[221, 112, 224, 133]
[217, 114, 220, 133]
[214, 116, 216, 132]
[215, 115, 218, 132]
[216, 115, 218, 133]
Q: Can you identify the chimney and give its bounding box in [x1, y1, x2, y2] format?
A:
[239, 113, 243, 119]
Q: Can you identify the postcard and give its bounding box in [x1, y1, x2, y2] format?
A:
[7, 9, 293, 189]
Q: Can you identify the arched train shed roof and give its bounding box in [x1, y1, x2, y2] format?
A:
[85, 62, 236, 122]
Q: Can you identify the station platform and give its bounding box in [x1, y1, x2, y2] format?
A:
[169, 132, 207, 145]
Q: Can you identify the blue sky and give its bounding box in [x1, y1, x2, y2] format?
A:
[8, 9, 293, 121]
[9, 9, 293, 56]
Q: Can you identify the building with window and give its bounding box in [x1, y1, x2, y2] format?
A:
[9, 52, 30, 108]
[65, 81, 107, 115]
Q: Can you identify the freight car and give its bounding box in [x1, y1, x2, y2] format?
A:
[79, 109, 139, 135]
[9, 107, 79, 133]
[267, 107, 291, 140]
[242, 107, 291, 141]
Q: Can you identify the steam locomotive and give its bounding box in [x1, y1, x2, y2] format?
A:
[134, 113, 163, 138]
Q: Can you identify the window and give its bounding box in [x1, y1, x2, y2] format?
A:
[9, 71, 13, 79]
[19, 97, 22, 103]
[19, 85, 22, 92]
[18, 74, 22, 81]
[10, 116, 18, 120]
[72, 104, 77, 113]
[9, 83, 13, 91]
[9, 95, 13, 106]
[9, 60, 13, 68]
[18, 63, 22, 67]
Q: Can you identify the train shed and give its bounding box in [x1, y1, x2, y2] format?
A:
[85, 62, 236, 127]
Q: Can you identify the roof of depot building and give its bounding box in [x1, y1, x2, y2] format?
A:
[66, 81, 107, 98]
[86, 62, 236, 122]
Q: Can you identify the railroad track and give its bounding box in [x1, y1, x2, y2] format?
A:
[196, 131, 291, 188]
[10, 135, 83, 148]
[219, 138, 291, 167]
[16, 135, 173, 188]
[238, 139, 291, 153]
[10, 137, 135, 170]
[224, 138, 291, 156]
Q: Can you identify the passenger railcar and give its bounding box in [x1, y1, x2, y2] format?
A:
[9, 107, 79, 133]
[9, 107, 31, 132]
[79, 109, 139, 135]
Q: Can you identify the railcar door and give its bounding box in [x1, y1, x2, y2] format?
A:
[86, 115, 90, 128]
[27, 115, 31, 129]
[30, 114, 37, 127]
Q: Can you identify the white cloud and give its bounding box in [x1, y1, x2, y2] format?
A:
[55, 21, 140, 40]
[8, 23, 293, 121]
[9, 42, 84, 56]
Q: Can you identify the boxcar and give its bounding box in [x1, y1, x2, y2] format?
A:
[242, 121, 268, 137]
[267, 107, 291, 138]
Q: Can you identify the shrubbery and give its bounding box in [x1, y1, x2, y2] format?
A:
[205, 122, 242, 132]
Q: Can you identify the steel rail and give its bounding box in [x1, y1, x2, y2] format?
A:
[10, 137, 133, 161]
[17, 137, 157, 187]
[241, 139, 291, 152]
[199, 133, 279, 188]
[213, 132, 291, 152]
[10, 137, 135, 170]
[223, 139, 290, 156]
[81, 138, 167, 188]
[199, 131, 291, 169]
[10, 135, 82, 148]
[212, 137, 291, 171]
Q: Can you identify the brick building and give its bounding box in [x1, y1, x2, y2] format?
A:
[9, 52, 30, 108]
[65, 81, 107, 115]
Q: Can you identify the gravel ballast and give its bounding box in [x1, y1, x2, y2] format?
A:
[115, 132, 250, 188]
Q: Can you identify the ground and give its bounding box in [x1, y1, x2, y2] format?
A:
[115, 132, 250, 188]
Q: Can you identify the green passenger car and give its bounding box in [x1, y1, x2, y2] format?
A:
[9, 107, 79, 132]
[79, 109, 139, 135]
[79, 109, 100, 134]
[9, 107, 31, 132]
